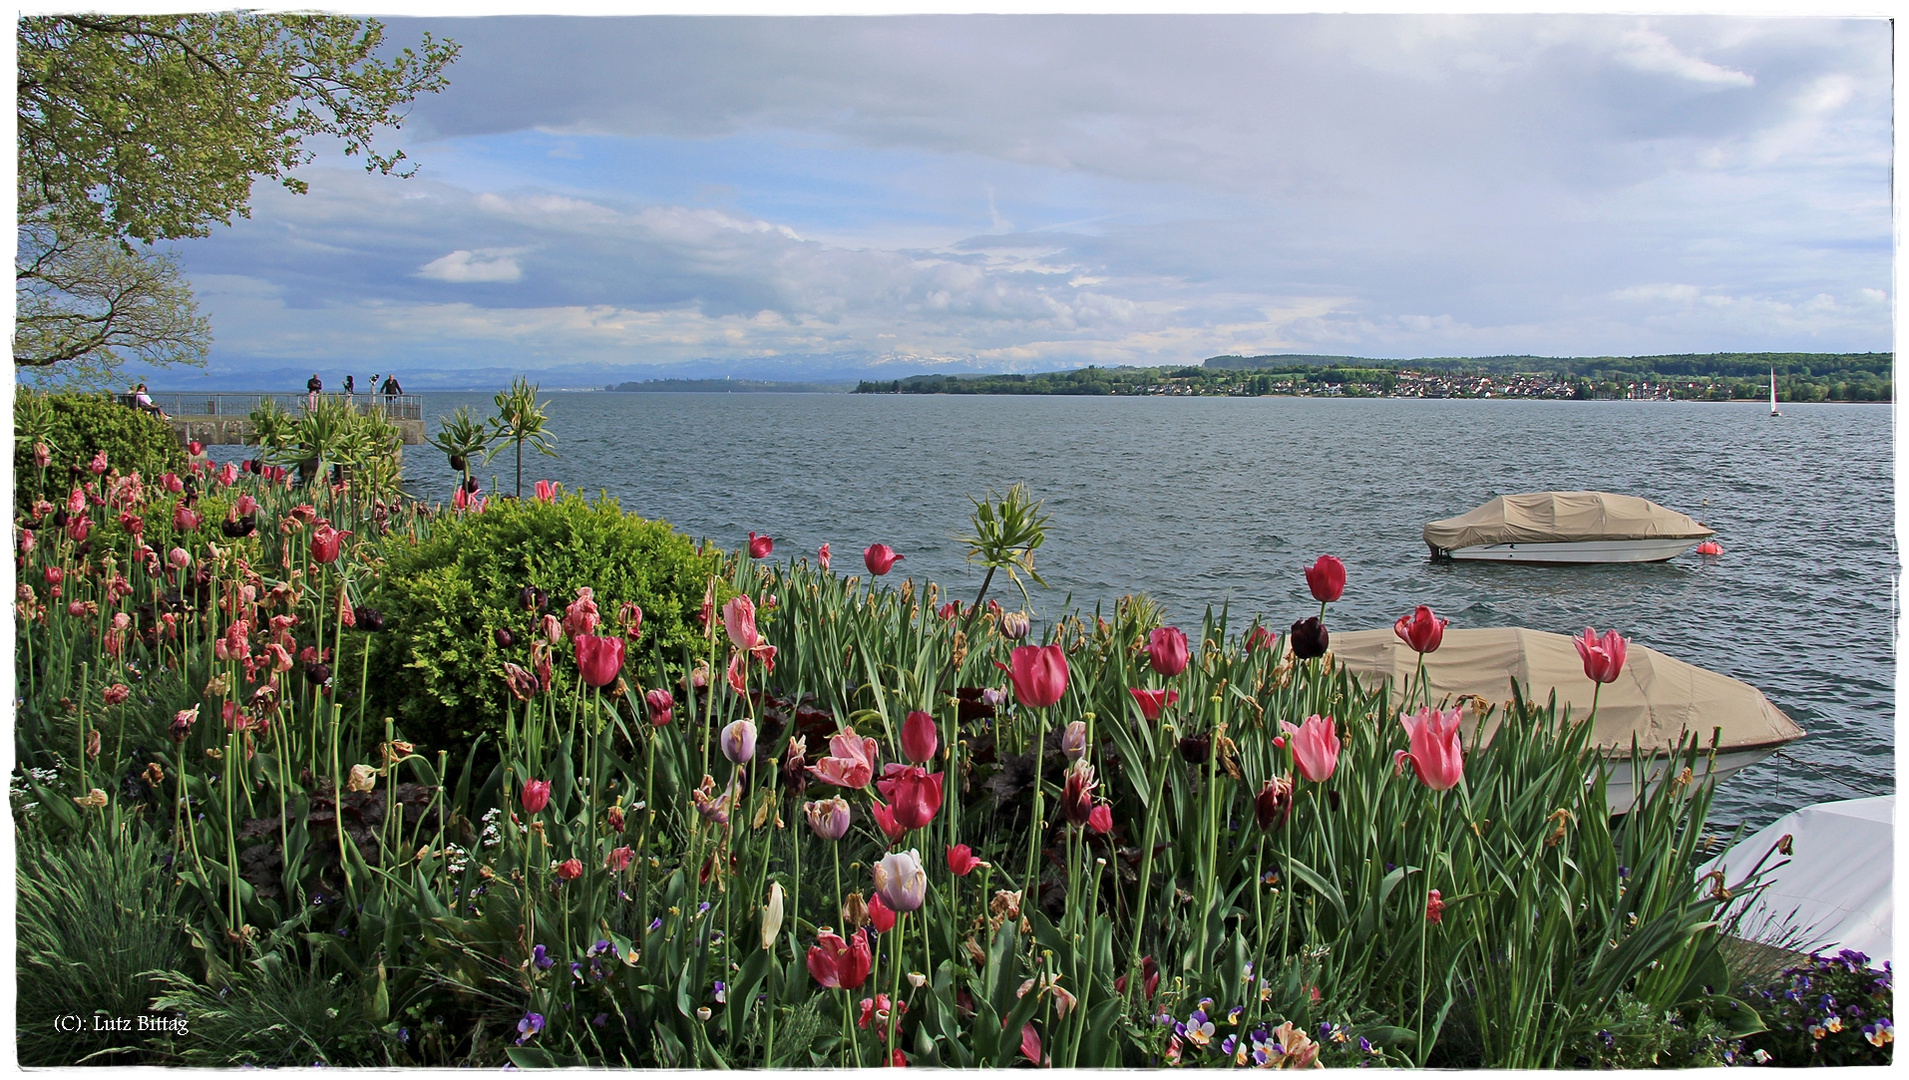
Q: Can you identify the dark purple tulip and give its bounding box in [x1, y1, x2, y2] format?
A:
[1290, 616, 1329, 660]
[494, 627, 516, 649]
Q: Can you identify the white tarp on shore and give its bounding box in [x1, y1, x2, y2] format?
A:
[1702, 796, 1893, 966]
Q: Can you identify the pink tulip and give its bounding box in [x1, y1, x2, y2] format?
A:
[311, 522, 350, 564]
[1394, 605, 1449, 654]
[1128, 687, 1179, 721]
[217, 462, 238, 487]
[996, 644, 1068, 709]
[606, 846, 634, 872]
[162, 472, 184, 493]
[875, 764, 943, 831]
[1398, 706, 1465, 790]
[1426, 889, 1445, 923]
[534, 479, 557, 503]
[1573, 627, 1629, 685]
[1305, 555, 1347, 603]
[809, 727, 881, 789]
[167, 547, 191, 570]
[723, 594, 759, 651]
[521, 778, 552, 814]
[946, 843, 983, 876]
[173, 504, 201, 532]
[900, 710, 938, 764]
[817, 542, 831, 572]
[866, 894, 897, 933]
[33, 442, 50, 467]
[1279, 714, 1341, 783]
[644, 688, 674, 726]
[805, 796, 852, 841]
[555, 858, 583, 882]
[863, 543, 903, 576]
[619, 601, 643, 642]
[574, 633, 625, 688]
[17, 528, 32, 555]
[869, 798, 908, 843]
[235, 494, 259, 516]
[1147, 627, 1189, 677]
[1088, 803, 1113, 835]
[748, 532, 773, 559]
[88, 451, 108, 474]
[564, 587, 600, 638]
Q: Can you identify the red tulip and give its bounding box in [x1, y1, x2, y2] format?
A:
[173, 504, 202, 532]
[644, 688, 674, 726]
[809, 727, 881, 789]
[875, 764, 943, 831]
[869, 798, 908, 843]
[900, 710, 938, 764]
[1244, 625, 1277, 652]
[555, 858, 583, 881]
[748, 531, 773, 559]
[1114, 956, 1161, 1001]
[863, 543, 903, 576]
[574, 634, 625, 688]
[521, 778, 552, 814]
[311, 522, 350, 564]
[1279, 714, 1341, 783]
[1061, 761, 1097, 827]
[818, 542, 831, 571]
[1087, 803, 1113, 836]
[1426, 889, 1445, 924]
[1398, 706, 1465, 791]
[606, 846, 633, 872]
[186, 440, 204, 457]
[996, 644, 1068, 709]
[1394, 605, 1449, 654]
[946, 843, 982, 876]
[43, 566, 63, 586]
[102, 683, 130, 706]
[1129, 687, 1179, 720]
[867, 893, 897, 933]
[808, 929, 873, 989]
[1573, 627, 1629, 684]
[1147, 627, 1189, 677]
[1305, 555, 1346, 603]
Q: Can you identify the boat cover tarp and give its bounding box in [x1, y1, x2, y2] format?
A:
[1423, 491, 1714, 550]
[1701, 796, 1892, 966]
[1328, 627, 1803, 756]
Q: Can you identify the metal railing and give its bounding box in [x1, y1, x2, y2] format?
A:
[122, 392, 424, 422]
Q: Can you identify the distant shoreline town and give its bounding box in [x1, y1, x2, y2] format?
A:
[849, 351, 1892, 402]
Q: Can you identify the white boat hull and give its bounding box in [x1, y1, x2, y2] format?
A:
[1441, 537, 1705, 563]
[1599, 745, 1783, 814]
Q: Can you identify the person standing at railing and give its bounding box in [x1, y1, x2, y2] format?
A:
[344, 374, 356, 404]
[381, 374, 402, 399]
[306, 374, 322, 411]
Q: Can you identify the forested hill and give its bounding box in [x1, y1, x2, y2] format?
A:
[1207, 351, 1891, 379]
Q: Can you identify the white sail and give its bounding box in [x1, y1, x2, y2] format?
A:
[1770, 366, 1780, 416]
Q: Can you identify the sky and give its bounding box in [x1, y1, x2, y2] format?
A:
[154, 14, 1894, 387]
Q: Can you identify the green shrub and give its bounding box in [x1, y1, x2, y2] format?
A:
[14, 390, 185, 509]
[366, 493, 720, 753]
[16, 825, 186, 1065]
[152, 960, 392, 1067]
[1742, 950, 1894, 1066]
[1564, 991, 1746, 1068]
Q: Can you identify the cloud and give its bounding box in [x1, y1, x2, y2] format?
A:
[417, 248, 525, 282]
[1613, 25, 1755, 87]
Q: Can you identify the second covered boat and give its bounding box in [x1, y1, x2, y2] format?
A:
[1424, 491, 1715, 563]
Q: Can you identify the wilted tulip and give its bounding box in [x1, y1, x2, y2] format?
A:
[541, 613, 562, 644]
[805, 796, 852, 841]
[809, 727, 881, 789]
[874, 764, 943, 831]
[1178, 732, 1211, 764]
[748, 532, 773, 559]
[33, 442, 50, 467]
[521, 778, 553, 814]
[89, 451, 108, 474]
[808, 929, 873, 989]
[1398, 706, 1465, 790]
[721, 719, 758, 764]
[1573, 627, 1629, 684]
[761, 881, 786, 950]
[353, 606, 385, 632]
[606, 845, 633, 872]
[171, 706, 198, 742]
[555, 858, 583, 881]
[1394, 605, 1449, 654]
[619, 602, 643, 642]
[494, 627, 516, 649]
[521, 585, 549, 612]
[842, 891, 870, 932]
[863, 543, 903, 576]
[102, 683, 130, 706]
[946, 843, 983, 876]
[1305, 555, 1347, 604]
[563, 587, 600, 638]
[999, 611, 1032, 640]
[574, 633, 626, 689]
[347, 764, 378, 792]
[722, 594, 759, 651]
[872, 849, 928, 912]
[901, 710, 938, 764]
[1289, 616, 1329, 660]
[692, 775, 734, 824]
[1148, 627, 1190, 677]
[1061, 720, 1088, 761]
[1128, 687, 1179, 721]
[1426, 889, 1445, 924]
[1280, 714, 1341, 783]
[1061, 760, 1097, 827]
[1255, 775, 1295, 830]
[644, 688, 674, 726]
[997, 644, 1068, 709]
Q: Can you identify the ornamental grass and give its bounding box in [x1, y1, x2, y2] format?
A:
[13, 459, 1844, 1068]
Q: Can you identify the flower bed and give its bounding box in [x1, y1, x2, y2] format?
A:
[13, 458, 1880, 1068]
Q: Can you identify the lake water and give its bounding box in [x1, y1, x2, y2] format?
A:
[400, 392, 1893, 831]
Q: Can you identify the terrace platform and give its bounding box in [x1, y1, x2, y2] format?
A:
[123, 392, 428, 447]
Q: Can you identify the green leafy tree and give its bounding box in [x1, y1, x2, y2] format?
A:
[16, 14, 458, 381]
[486, 377, 558, 499]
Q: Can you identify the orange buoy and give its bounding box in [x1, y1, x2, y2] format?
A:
[1695, 540, 1723, 556]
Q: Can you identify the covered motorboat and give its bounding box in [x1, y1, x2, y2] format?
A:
[1424, 491, 1715, 563]
[1328, 627, 1805, 813]
[1701, 796, 1892, 965]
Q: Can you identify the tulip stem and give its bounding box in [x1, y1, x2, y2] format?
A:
[886, 913, 904, 1062]
[1124, 723, 1171, 1007]
[1024, 706, 1049, 898]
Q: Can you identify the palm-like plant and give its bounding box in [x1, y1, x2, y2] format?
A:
[485, 376, 557, 498]
[427, 405, 491, 488]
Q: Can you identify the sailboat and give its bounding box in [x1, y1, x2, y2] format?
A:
[1769, 366, 1781, 417]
